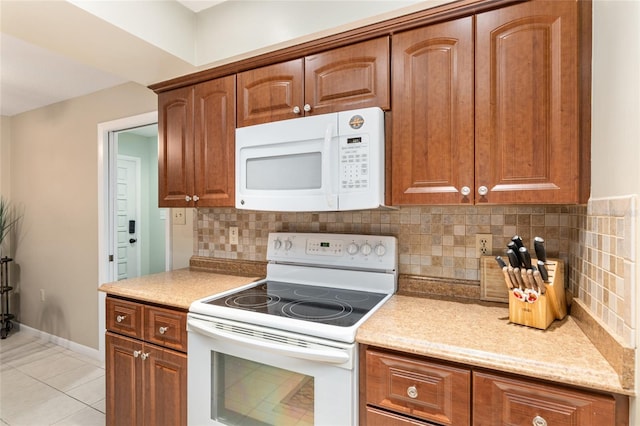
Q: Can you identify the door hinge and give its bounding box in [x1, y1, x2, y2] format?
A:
[109, 255, 114, 262]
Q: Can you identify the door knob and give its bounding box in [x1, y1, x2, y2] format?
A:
[129, 238, 137, 244]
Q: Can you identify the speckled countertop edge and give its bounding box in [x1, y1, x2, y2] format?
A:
[98, 268, 263, 310]
[357, 294, 634, 396]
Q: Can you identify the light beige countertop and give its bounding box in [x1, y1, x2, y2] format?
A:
[98, 268, 262, 310]
[357, 294, 633, 396]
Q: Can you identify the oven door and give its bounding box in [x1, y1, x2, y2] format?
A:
[187, 314, 357, 426]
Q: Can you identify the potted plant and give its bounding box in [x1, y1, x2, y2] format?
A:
[0, 196, 19, 254]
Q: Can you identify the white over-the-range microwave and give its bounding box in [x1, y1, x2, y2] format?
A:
[235, 107, 385, 212]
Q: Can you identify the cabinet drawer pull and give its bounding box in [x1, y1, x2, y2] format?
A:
[185, 195, 192, 202]
[461, 186, 471, 196]
[478, 185, 489, 196]
[116, 315, 126, 323]
[141, 352, 150, 361]
[133, 350, 141, 358]
[303, 103, 311, 112]
[407, 385, 418, 399]
[293, 106, 301, 114]
[532, 416, 547, 426]
[159, 326, 169, 334]
[193, 195, 200, 202]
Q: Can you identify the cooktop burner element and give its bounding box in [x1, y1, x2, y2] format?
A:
[206, 281, 386, 327]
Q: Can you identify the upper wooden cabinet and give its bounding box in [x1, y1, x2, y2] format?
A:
[391, 17, 475, 205]
[158, 75, 236, 207]
[392, 1, 585, 205]
[475, 0, 581, 204]
[237, 37, 390, 127]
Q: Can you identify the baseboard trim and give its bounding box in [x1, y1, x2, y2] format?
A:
[13, 323, 101, 361]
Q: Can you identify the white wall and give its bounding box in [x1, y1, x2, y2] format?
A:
[591, 1, 640, 423]
[6, 82, 156, 348]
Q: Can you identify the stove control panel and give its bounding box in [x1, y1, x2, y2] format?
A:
[267, 232, 397, 271]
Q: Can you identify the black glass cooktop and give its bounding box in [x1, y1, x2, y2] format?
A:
[205, 281, 387, 327]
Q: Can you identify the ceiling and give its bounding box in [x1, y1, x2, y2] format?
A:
[0, 0, 225, 117]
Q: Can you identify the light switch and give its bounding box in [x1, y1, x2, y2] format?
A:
[173, 208, 186, 225]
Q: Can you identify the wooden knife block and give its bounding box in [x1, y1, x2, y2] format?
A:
[508, 259, 567, 330]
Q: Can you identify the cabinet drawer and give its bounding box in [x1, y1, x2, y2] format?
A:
[366, 406, 435, 425]
[106, 298, 143, 339]
[472, 371, 617, 426]
[145, 306, 187, 353]
[366, 349, 470, 426]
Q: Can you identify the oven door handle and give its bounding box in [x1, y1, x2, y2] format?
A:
[188, 318, 350, 364]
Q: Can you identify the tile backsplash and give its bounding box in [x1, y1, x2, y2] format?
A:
[195, 201, 636, 346]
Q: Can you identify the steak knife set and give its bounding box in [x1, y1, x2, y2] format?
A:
[493, 235, 568, 330]
[495, 235, 550, 304]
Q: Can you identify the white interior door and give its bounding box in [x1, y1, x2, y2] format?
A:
[116, 155, 141, 280]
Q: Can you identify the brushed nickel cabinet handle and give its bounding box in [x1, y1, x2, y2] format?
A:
[407, 385, 418, 399]
[116, 315, 126, 323]
[159, 326, 169, 335]
[532, 416, 547, 426]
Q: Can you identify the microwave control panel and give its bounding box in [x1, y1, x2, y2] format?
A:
[340, 134, 369, 192]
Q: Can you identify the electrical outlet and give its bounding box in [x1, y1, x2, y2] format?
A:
[229, 226, 239, 245]
[475, 234, 493, 257]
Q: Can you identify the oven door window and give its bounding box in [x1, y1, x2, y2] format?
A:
[213, 353, 313, 426]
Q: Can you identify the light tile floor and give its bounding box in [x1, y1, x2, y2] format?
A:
[0, 330, 105, 426]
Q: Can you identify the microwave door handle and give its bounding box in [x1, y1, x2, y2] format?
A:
[188, 318, 349, 364]
[323, 123, 334, 208]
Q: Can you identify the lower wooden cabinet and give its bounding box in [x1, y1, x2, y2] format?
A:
[106, 297, 188, 426]
[473, 371, 622, 426]
[360, 346, 628, 426]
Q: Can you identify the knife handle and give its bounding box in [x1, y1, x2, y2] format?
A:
[533, 270, 546, 294]
[519, 247, 532, 269]
[538, 260, 549, 282]
[513, 267, 526, 289]
[506, 249, 520, 268]
[502, 266, 514, 289]
[511, 235, 524, 249]
[507, 266, 518, 289]
[534, 236, 547, 263]
[526, 269, 537, 291]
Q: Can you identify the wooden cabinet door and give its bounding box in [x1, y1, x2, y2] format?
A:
[158, 86, 195, 207]
[475, 1, 579, 204]
[193, 75, 236, 207]
[473, 371, 617, 426]
[237, 59, 304, 127]
[391, 17, 474, 205]
[106, 332, 144, 426]
[143, 344, 188, 426]
[305, 37, 390, 116]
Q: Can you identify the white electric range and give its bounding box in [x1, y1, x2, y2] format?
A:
[187, 232, 397, 426]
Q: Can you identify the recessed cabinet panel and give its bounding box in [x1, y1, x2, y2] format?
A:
[391, 18, 474, 205]
[237, 59, 304, 127]
[305, 37, 390, 115]
[158, 87, 194, 207]
[472, 371, 617, 426]
[366, 349, 471, 425]
[194, 75, 236, 206]
[144, 346, 187, 426]
[475, 1, 579, 203]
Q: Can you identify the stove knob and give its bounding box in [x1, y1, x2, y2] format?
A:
[374, 244, 386, 256]
[347, 242, 359, 255]
[273, 239, 282, 250]
[361, 243, 372, 256]
[284, 240, 293, 250]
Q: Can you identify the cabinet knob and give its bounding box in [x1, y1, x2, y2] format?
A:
[116, 315, 126, 323]
[407, 385, 418, 399]
[461, 186, 471, 196]
[303, 104, 311, 112]
[159, 326, 169, 335]
[532, 416, 547, 426]
[141, 352, 150, 361]
[185, 195, 192, 202]
[133, 350, 141, 358]
[193, 195, 200, 202]
[293, 106, 301, 114]
[478, 186, 489, 196]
